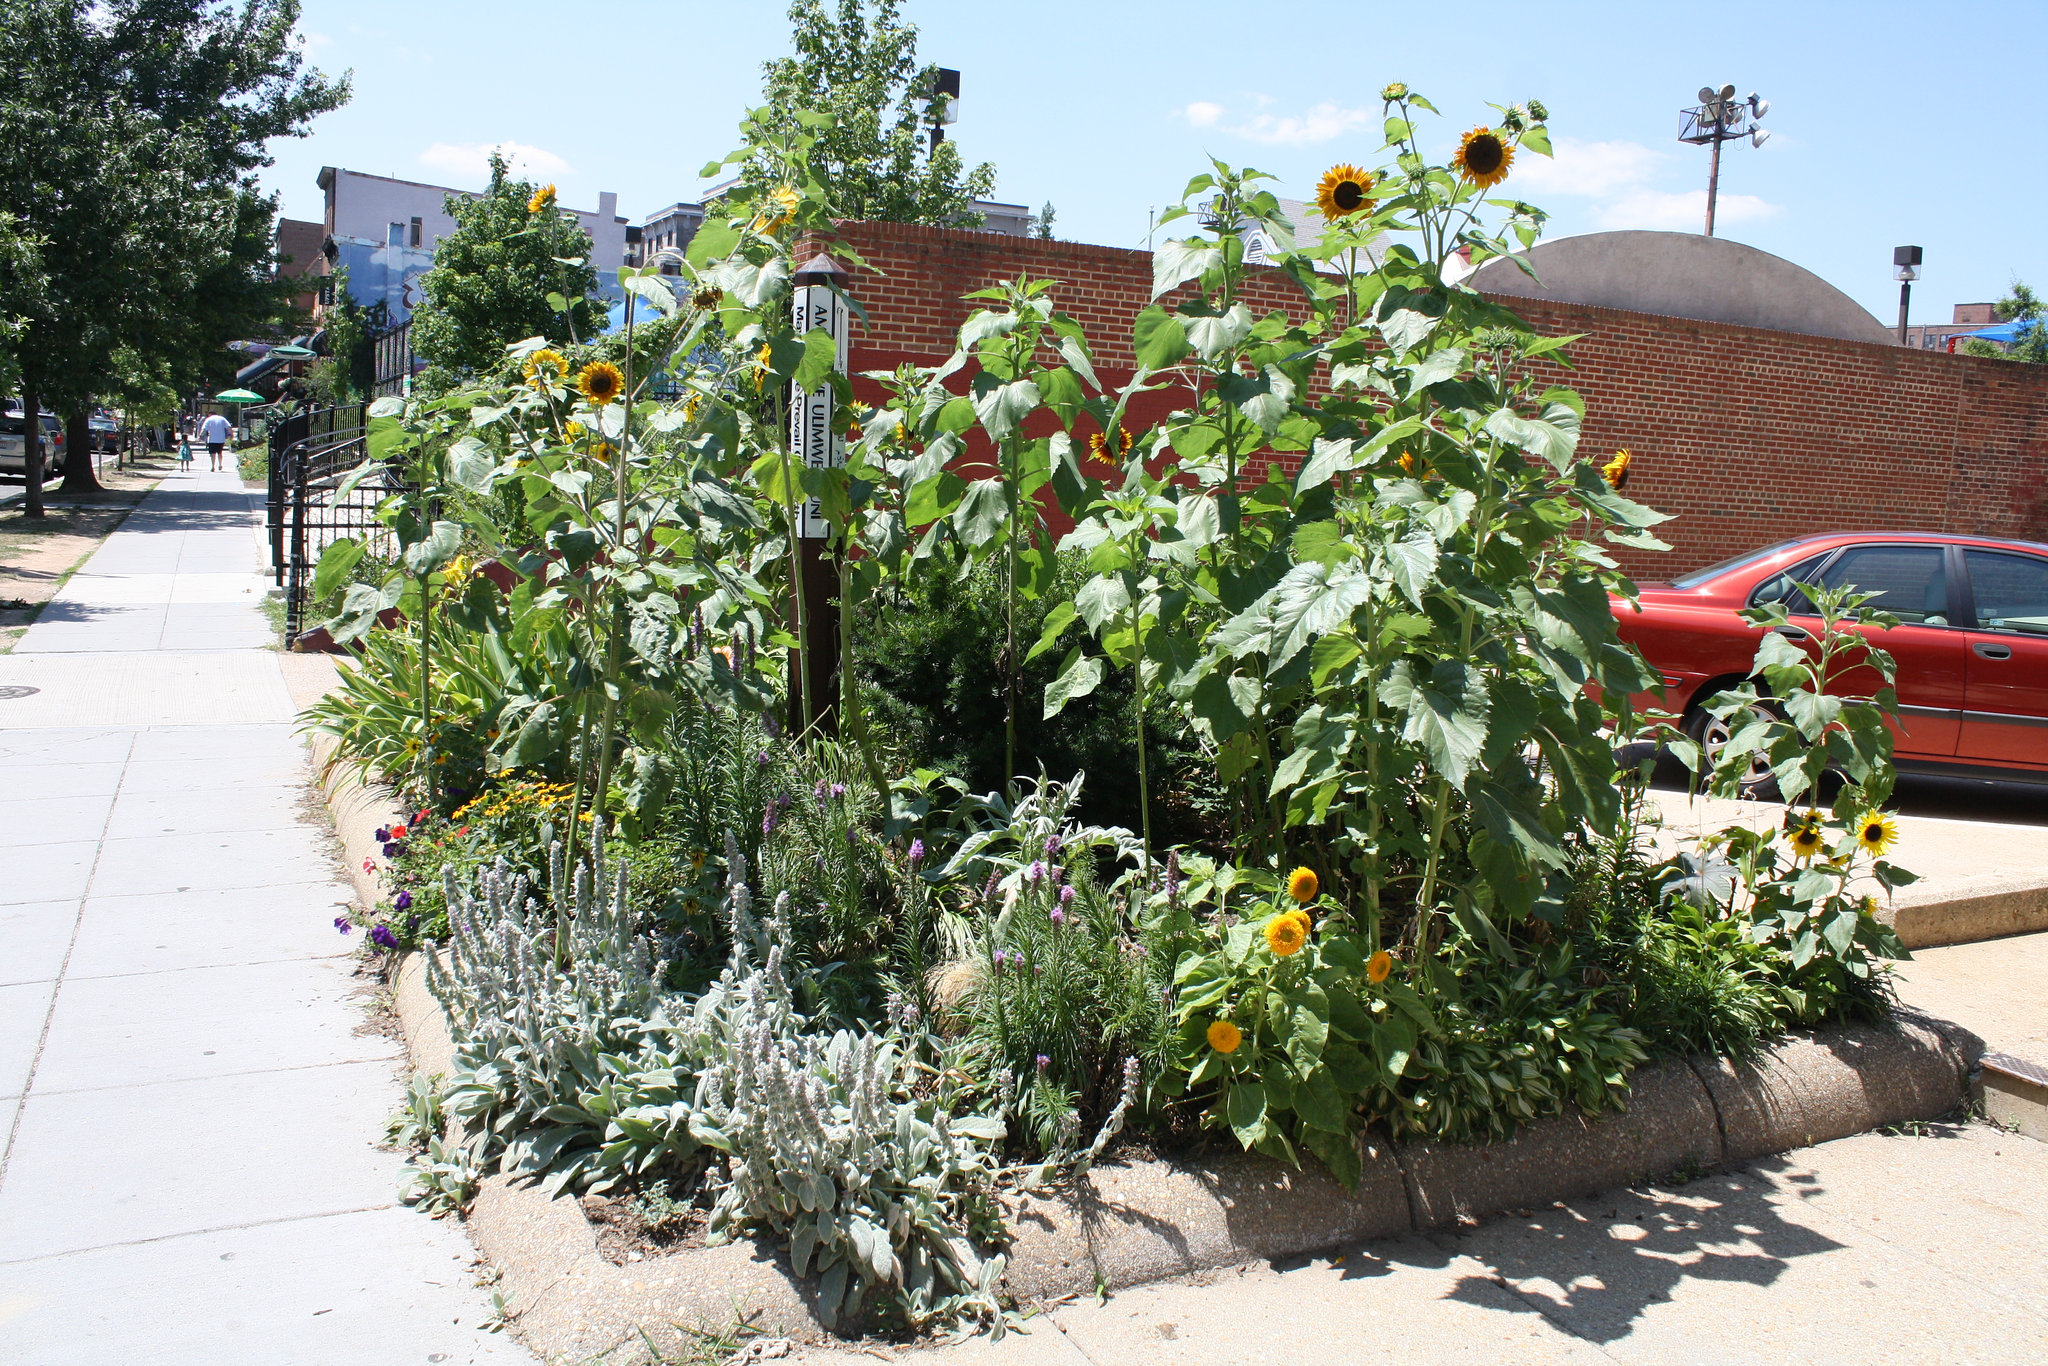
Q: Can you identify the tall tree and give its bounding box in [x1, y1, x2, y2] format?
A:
[0, 0, 345, 509]
[407, 156, 602, 390]
[758, 0, 996, 226]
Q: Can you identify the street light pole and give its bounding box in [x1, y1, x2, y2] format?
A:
[1894, 245, 1922, 346]
[1680, 84, 1769, 239]
[1704, 135, 1723, 237]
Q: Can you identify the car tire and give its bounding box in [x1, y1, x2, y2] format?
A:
[1684, 696, 1782, 800]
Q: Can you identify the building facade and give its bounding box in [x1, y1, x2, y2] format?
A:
[1905, 302, 2004, 352]
[312, 167, 630, 325]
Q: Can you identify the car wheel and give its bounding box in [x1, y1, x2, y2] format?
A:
[1685, 698, 1781, 799]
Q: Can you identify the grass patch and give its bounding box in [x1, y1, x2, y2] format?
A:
[236, 442, 268, 485]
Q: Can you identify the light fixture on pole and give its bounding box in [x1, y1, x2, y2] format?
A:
[1893, 245, 1922, 345]
[1679, 84, 1769, 237]
[928, 68, 960, 154]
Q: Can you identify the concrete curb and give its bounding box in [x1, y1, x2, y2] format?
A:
[302, 735, 1987, 1360]
[1886, 877, 2048, 949]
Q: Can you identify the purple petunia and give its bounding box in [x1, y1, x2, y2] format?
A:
[382, 842, 402, 859]
[393, 890, 413, 911]
[333, 916, 353, 935]
[373, 827, 390, 843]
[369, 924, 399, 950]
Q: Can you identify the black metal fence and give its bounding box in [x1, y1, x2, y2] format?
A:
[266, 403, 399, 640]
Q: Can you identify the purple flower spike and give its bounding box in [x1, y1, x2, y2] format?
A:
[908, 838, 925, 867]
[1060, 885, 1075, 906]
[393, 890, 413, 911]
[1049, 864, 1065, 887]
[756, 750, 772, 767]
[830, 783, 846, 799]
[1050, 907, 1065, 926]
[369, 924, 399, 950]
[333, 916, 353, 935]
[1028, 860, 1046, 884]
[762, 806, 779, 836]
[1045, 833, 1062, 857]
[1036, 1054, 1051, 1072]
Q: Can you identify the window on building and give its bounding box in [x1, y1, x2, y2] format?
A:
[410, 217, 423, 247]
[388, 222, 404, 246]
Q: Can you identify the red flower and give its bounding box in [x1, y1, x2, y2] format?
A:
[458, 826, 470, 835]
[390, 824, 408, 839]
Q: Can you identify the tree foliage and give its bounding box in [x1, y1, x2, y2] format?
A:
[1962, 281, 2048, 364]
[0, 0, 345, 503]
[758, 0, 995, 226]
[408, 156, 602, 390]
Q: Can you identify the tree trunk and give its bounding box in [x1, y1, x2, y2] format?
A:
[20, 380, 43, 519]
[60, 410, 100, 493]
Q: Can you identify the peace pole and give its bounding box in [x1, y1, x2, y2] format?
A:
[788, 252, 850, 732]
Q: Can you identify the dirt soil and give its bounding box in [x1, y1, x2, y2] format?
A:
[0, 454, 172, 651]
[581, 1189, 714, 1265]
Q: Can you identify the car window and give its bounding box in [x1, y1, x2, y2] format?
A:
[1807, 545, 1950, 625]
[1749, 553, 1831, 607]
[1965, 550, 2048, 636]
[1672, 540, 1819, 590]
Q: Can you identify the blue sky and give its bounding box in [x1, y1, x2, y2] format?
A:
[263, 0, 2041, 327]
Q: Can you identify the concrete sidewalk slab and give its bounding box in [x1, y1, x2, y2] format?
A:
[0, 469, 530, 1364]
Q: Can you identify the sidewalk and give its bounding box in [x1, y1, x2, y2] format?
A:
[0, 468, 528, 1363]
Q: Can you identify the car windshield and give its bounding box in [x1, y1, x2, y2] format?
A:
[1671, 540, 1817, 590]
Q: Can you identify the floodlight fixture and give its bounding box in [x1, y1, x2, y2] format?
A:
[1678, 81, 1769, 236]
[1894, 246, 1923, 345]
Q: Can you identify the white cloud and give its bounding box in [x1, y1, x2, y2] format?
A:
[1177, 98, 1375, 146]
[417, 141, 574, 183]
[1596, 189, 1779, 231]
[1507, 135, 1781, 230]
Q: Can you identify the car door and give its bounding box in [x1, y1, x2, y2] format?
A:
[1958, 548, 2048, 768]
[1794, 543, 1966, 756]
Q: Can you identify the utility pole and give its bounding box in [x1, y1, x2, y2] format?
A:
[1680, 84, 1769, 237]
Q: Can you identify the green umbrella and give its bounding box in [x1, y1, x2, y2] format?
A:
[213, 388, 265, 404]
[269, 344, 316, 360]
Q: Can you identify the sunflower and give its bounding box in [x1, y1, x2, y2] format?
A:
[1088, 426, 1133, 461]
[1786, 816, 1827, 862]
[1206, 1020, 1243, 1054]
[1602, 449, 1633, 488]
[691, 286, 723, 311]
[1367, 949, 1394, 984]
[1265, 913, 1308, 957]
[1315, 163, 1378, 221]
[753, 185, 800, 233]
[1399, 451, 1428, 478]
[528, 183, 556, 215]
[564, 420, 585, 440]
[1855, 812, 1899, 858]
[578, 361, 624, 405]
[1286, 866, 1319, 904]
[1453, 127, 1515, 189]
[682, 395, 702, 422]
[1380, 82, 1409, 102]
[753, 343, 774, 390]
[522, 348, 567, 384]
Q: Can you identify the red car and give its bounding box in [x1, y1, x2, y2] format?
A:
[1613, 532, 2048, 784]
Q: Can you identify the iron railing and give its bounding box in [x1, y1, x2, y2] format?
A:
[268, 403, 399, 641]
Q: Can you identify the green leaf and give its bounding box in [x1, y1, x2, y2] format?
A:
[1381, 529, 1438, 608]
[951, 478, 1007, 548]
[1043, 647, 1106, 718]
[1379, 658, 1490, 790]
[792, 324, 839, 392]
[446, 435, 496, 494]
[1153, 237, 1222, 299]
[311, 538, 364, 602]
[403, 520, 462, 576]
[1132, 305, 1191, 370]
[1225, 1079, 1268, 1148]
[1027, 601, 1078, 663]
[972, 378, 1040, 442]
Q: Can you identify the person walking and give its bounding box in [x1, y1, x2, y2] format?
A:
[198, 411, 232, 472]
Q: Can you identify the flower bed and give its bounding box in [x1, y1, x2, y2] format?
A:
[306, 88, 1928, 1342]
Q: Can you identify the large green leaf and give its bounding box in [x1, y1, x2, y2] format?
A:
[402, 520, 462, 576]
[1269, 561, 1373, 667]
[951, 477, 1007, 548]
[446, 435, 496, 494]
[1153, 237, 1222, 299]
[310, 537, 364, 602]
[972, 378, 1040, 442]
[1379, 658, 1490, 789]
[1043, 647, 1106, 718]
[1225, 1079, 1268, 1147]
[1132, 305, 1191, 371]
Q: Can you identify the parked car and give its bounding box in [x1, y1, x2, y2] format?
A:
[89, 414, 121, 453]
[0, 410, 66, 478]
[1613, 532, 2048, 785]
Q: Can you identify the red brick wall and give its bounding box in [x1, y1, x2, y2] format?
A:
[812, 221, 2048, 576]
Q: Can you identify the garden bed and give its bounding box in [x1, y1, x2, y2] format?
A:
[316, 746, 1976, 1362]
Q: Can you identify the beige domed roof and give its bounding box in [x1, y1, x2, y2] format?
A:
[1469, 230, 1895, 346]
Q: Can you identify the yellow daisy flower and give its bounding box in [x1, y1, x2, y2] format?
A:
[578, 361, 624, 406]
[1206, 1020, 1242, 1054]
[1367, 949, 1394, 984]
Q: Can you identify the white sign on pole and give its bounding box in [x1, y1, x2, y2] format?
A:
[790, 283, 850, 539]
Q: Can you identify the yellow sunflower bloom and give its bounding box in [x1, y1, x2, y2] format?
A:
[528, 183, 556, 215]
[1088, 427, 1133, 461]
[578, 361, 624, 406]
[1855, 813, 1899, 858]
[753, 186, 800, 233]
[1602, 449, 1633, 488]
[1380, 82, 1409, 102]
[1206, 1020, 1242, 1054]
[753, 343, 774, 390]
[1399, 451, 1428, 478]
[1266, 913, 1308, 957]
[1315, 163, 1378, 221]
[1367, 949, 1394, 984]
[1286, 866, 1319, 904]
[564, 420, 585, 439]
[522, 348, 567, 384]
[1453, 127, 1515, 189]
[1786, 817, 1827, 862]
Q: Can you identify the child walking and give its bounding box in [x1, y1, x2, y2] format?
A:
[177, 434, 194, 473]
